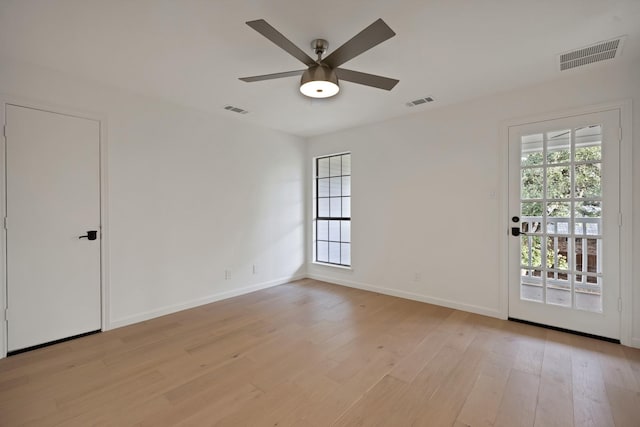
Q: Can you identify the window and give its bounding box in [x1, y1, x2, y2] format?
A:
[315, 153, 351, 266]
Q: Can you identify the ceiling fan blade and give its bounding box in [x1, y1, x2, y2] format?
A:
[335, 68, 399, 90]
[239, 70, 306, 82]
[323, 19, 396, 69]
[246, 19, 317, 67]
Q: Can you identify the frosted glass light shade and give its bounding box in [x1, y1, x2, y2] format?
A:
[300, 65, 340, 98]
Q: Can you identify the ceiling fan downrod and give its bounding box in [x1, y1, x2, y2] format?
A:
[311, 39, 328, 62]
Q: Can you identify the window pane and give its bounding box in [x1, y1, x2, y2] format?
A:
[318, 198, 329, 217]
[546, 166, 571, 199]
[330, 197, 341, 217]
[342, 197, 351, 218]
[546, 274, 571, 307]
[521, 201, 542, 217]
[318, 157, 329, 178]
[576, 201, 601, 236]
[520, 236, 542, 268]
[546, 130, 571, 164]
[521, 134, 543, 166]
[329, 220, 340, 241]
[317, 220, 328, 241]
[318, 178, 329, 197]
[341, 243, 351, 265]
[341, 221, 351, 243]
[576, 287, 602, 312]
[575, 200, 601, 218]
[329, 242, 341, 264]
[341, 154, 351, 175]
[587, 238, 600, 274]
[330, 156, 341, 177]
[521, 269, 543, 302]
[547, 202, 570, 235]
[342, 176, 351, 196]
[329, 177, 342, 197]
[521, 168, 543, 199]
[546, 236, 569, 271]
[575, 238, 600, 274]
[317, 241, 328, 262]
[575, 163, 601, 198]
[575, 125, 602, 162]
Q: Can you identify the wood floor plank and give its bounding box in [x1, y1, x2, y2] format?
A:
[411, 331, 492, 425]
[595, 339, 640, 392]
[456, 347, 514, 426]
[1, 279, 639, 426]
[493, 370, 540, 427]
[533, 330, 574, 427]
[570, 335, 616, 427]
[333, 374, 412, 426]
[604, 382, 640, 427]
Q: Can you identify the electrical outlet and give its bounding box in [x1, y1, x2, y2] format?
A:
[252, 264, 257, 275]
[225, 269, 231, 280]
[413, 272, 421, 282]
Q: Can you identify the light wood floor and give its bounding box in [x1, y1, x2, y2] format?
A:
[1, 279, 640, 426]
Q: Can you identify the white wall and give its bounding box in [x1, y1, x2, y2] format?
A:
[0, 60, 307, 342]
[307, 59, 640, 345]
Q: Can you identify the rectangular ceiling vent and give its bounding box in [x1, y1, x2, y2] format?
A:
[406, 96, 434, 107]
[224, 105, 249, 114]
[559, 36, 625, 71]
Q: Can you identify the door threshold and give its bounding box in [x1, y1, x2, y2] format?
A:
[508, 318, 620, 344]
[7, 330, 101, 356]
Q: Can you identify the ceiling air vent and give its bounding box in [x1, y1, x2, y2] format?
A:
[406, 96, 434, 107]
[559, 36, 625, 71]
[224, 105, 249, 114]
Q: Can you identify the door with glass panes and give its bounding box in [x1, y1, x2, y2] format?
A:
[508, 109, 620, 339]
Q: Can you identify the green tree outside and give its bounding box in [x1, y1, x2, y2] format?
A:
[520, 146, 601, 271]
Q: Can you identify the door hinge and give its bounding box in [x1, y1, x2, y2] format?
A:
[2, 125, 5, 138]
[3, 308, 7, 322]
[618, 212, 623, 228]
[3, 217, 6, 230]
[618, 298, 623, 313]
[619, 127, 622, 142]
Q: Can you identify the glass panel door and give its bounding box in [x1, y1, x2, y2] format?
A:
[508, 110, 620, 339]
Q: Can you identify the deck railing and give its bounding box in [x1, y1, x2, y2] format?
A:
[521, 216, 602, 294]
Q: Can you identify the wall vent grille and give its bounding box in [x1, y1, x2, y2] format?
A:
[559, 37, 624, 71]
[224, 105, 249, 114]
[406, 96, 434, 107]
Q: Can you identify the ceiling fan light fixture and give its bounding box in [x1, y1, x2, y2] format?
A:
[300, 64, 339, 98]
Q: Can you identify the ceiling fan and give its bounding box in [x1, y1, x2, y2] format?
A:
[239, 18, 399, 99]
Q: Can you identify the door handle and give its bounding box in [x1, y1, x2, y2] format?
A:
[511, 227, 527, 237]
[79, 230, 98, 241]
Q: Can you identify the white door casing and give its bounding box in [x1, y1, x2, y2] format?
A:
[5, 105, 101, 352]
[508, 109, 621, 340]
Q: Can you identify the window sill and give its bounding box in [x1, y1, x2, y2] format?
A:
[311, 261, 352, 271]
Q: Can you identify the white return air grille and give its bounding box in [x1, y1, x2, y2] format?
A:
[406, 96, 434, 107]
[559, 36, 625, 71]
[224, 105, 249, 114]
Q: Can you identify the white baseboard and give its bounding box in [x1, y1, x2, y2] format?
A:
[307, 273, 504, 319]
[108, 274, 305, 330]
[629, 337, 640, 349]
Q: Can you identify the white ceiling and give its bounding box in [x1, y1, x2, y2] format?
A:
[1, 0, 639, 137]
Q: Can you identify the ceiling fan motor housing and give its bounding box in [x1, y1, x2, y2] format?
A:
[300, 64, 340, 98]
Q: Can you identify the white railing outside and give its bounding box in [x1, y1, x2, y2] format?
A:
[521, 216, 602, 294]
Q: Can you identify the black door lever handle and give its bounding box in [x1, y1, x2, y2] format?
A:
[79, 230, 98, 240]
[511, 227, 527, 237]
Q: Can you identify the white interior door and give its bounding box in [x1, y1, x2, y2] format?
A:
[508, 109, 620, 339]
[6, 105, 101, 352]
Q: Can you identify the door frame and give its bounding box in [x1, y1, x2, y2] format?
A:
[499, 99, 633, 347]
[0, 97, 111, 358]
